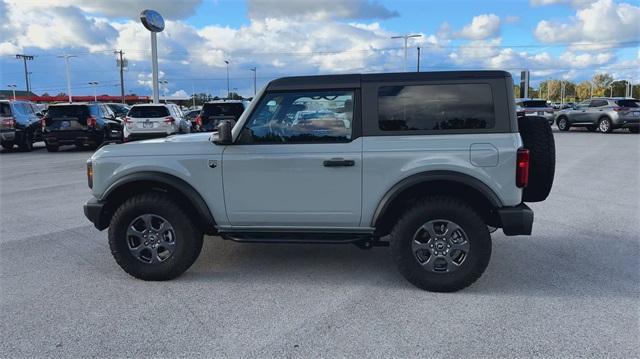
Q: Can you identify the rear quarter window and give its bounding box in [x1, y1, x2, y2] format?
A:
[128, 106, 170, 118]
[378, 84, 495, 132]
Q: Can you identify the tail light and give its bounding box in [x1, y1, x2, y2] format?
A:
[87, 115, 97, 128]
[164, 116, 175, 124]
[195, 115, 202, 127]
[516, 148, 530, 188]
[86, 161, 93, 189]
[124, 116, 132, 128]
[0, 117, 16, 128]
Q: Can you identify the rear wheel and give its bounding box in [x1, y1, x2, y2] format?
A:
[45, 144, 59, 152]
[108, 192, 203, 281]
[18, 130, 33, 152]
[598, 117, 613, 133]
[557, 117, 570, 131]
[390, 196, 491, 292]
[1, 141, 14, 150]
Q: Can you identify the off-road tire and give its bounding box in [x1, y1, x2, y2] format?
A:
[108, 192, 203, 281]
[390, 196, 491, 292]
[518, 116, 555, 202]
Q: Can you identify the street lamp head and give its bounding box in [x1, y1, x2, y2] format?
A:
[224, 60, 229, 65]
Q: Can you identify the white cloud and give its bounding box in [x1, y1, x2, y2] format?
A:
[5, 0, 202, 19]
[246, 0, 399, 20]
[171, 89, 189, 97]
[458, 14, 501, 40]
[534, 0, 640, 49]
[530, 0, 597, 7]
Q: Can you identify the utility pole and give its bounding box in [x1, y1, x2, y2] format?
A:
[224, 60, 230, 99]
[89, 81, 99, 102]
[115, 50, 126, 104]
[390, 34, 421, 72]
[250, 67, 257, 95]
[16, 54, 34, 92]
[416, 46, 421, 72]
[58, 54, 77, 103]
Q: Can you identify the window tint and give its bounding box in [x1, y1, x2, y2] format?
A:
[589, 100, 608, 107]
[201, 103, 245, 119]
[0, 103, 11, 117]
[128, 106, 170, 118]
[615, 100, 639, 108]
[378, 84, 494, 131]
[47, 105, 90, 119]
[244, 90, 354, 143]
[518, 100, 548, 108]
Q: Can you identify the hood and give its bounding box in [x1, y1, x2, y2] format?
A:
[92, 132, 221, 159]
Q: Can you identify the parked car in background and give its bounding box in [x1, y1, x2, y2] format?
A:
[183, 109, 201, 132]
[42, 103, 122, 152]
[0, 100, 42, 151]
[196, 100, 248, 132]
[123, 103, 189, 141]
[515, 98, 554, 125]
[555, 97, 640, 133]
[105, 103, 130, 119]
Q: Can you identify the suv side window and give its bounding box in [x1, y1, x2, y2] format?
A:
[242, 90, 354, 144]
[378, 84, 494, 131]
[589, 99, 608, 107]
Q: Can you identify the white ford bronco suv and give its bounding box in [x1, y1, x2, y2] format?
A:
[84, 71, 555, 292]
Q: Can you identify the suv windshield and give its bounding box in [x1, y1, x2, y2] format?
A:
[128, 106, 169, 118]
[47, 105, 92, 119]
[615, 100, 639, 108]
[201, 103, 244, 119]
[518, 100, 548, 108]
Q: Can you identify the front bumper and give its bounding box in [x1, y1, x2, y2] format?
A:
[84, 197, 109, 230]
[497, 203, 534, 236]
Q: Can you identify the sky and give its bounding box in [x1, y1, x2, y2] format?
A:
[0, 0, 638, 98]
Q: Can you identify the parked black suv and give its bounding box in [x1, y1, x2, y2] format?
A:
[42, 103, 122, 152]
[0, 100, 42, 152]
[197, 100, 247, 131]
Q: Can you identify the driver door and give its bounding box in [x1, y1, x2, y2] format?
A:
[221, 89, 362, 228]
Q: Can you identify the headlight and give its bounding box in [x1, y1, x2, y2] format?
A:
[86, 160, 93, 189]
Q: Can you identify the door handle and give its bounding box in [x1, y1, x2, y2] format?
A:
[323, 158, 355, 167]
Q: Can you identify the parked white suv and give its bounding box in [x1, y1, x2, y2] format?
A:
[124, 103, 189, 141]
[84, 71, 556, 292]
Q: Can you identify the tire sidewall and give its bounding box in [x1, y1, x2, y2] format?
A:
[108, 195, 202, 280]
[599, 117, 612, 133]
[391, 200, 491, 291]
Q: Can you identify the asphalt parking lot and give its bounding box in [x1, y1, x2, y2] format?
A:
[1, 131, 638, 358]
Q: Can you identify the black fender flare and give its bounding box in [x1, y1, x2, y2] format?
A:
[371, 171, 503, 227]
[102, 171, 216, 232]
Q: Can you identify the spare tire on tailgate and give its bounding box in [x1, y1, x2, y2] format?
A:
[518, 116, 555, 202]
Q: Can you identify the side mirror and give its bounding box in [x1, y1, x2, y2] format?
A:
[213, 120, 233, 145]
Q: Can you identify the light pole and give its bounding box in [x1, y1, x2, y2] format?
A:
[7, 84, 17, 100]
[224, 60, 230, 99]
[391, 34, 422, 72]
[250, 67, 257, 95]
[58, 54, 77, 102]
[88, 81, 99, 102]
[16, 54, 34, 92]
[140, 9, 165, 104]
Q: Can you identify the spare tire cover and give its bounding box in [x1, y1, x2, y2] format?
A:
[518, 116, 555, 202]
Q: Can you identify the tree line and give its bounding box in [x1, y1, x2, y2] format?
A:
[515, 73, 639, 102]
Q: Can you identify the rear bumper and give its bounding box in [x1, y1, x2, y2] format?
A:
[497, 203, 534, 236]
[44, 130, 102, 146]
[0, 128, 17, 141]
[84, 197, 109, 230]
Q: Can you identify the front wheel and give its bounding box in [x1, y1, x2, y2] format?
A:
[557, 117, 570, 131]
[108, 192, 203, 281]
[390, 196, 491, 292]
[598, 117, 613, 133]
